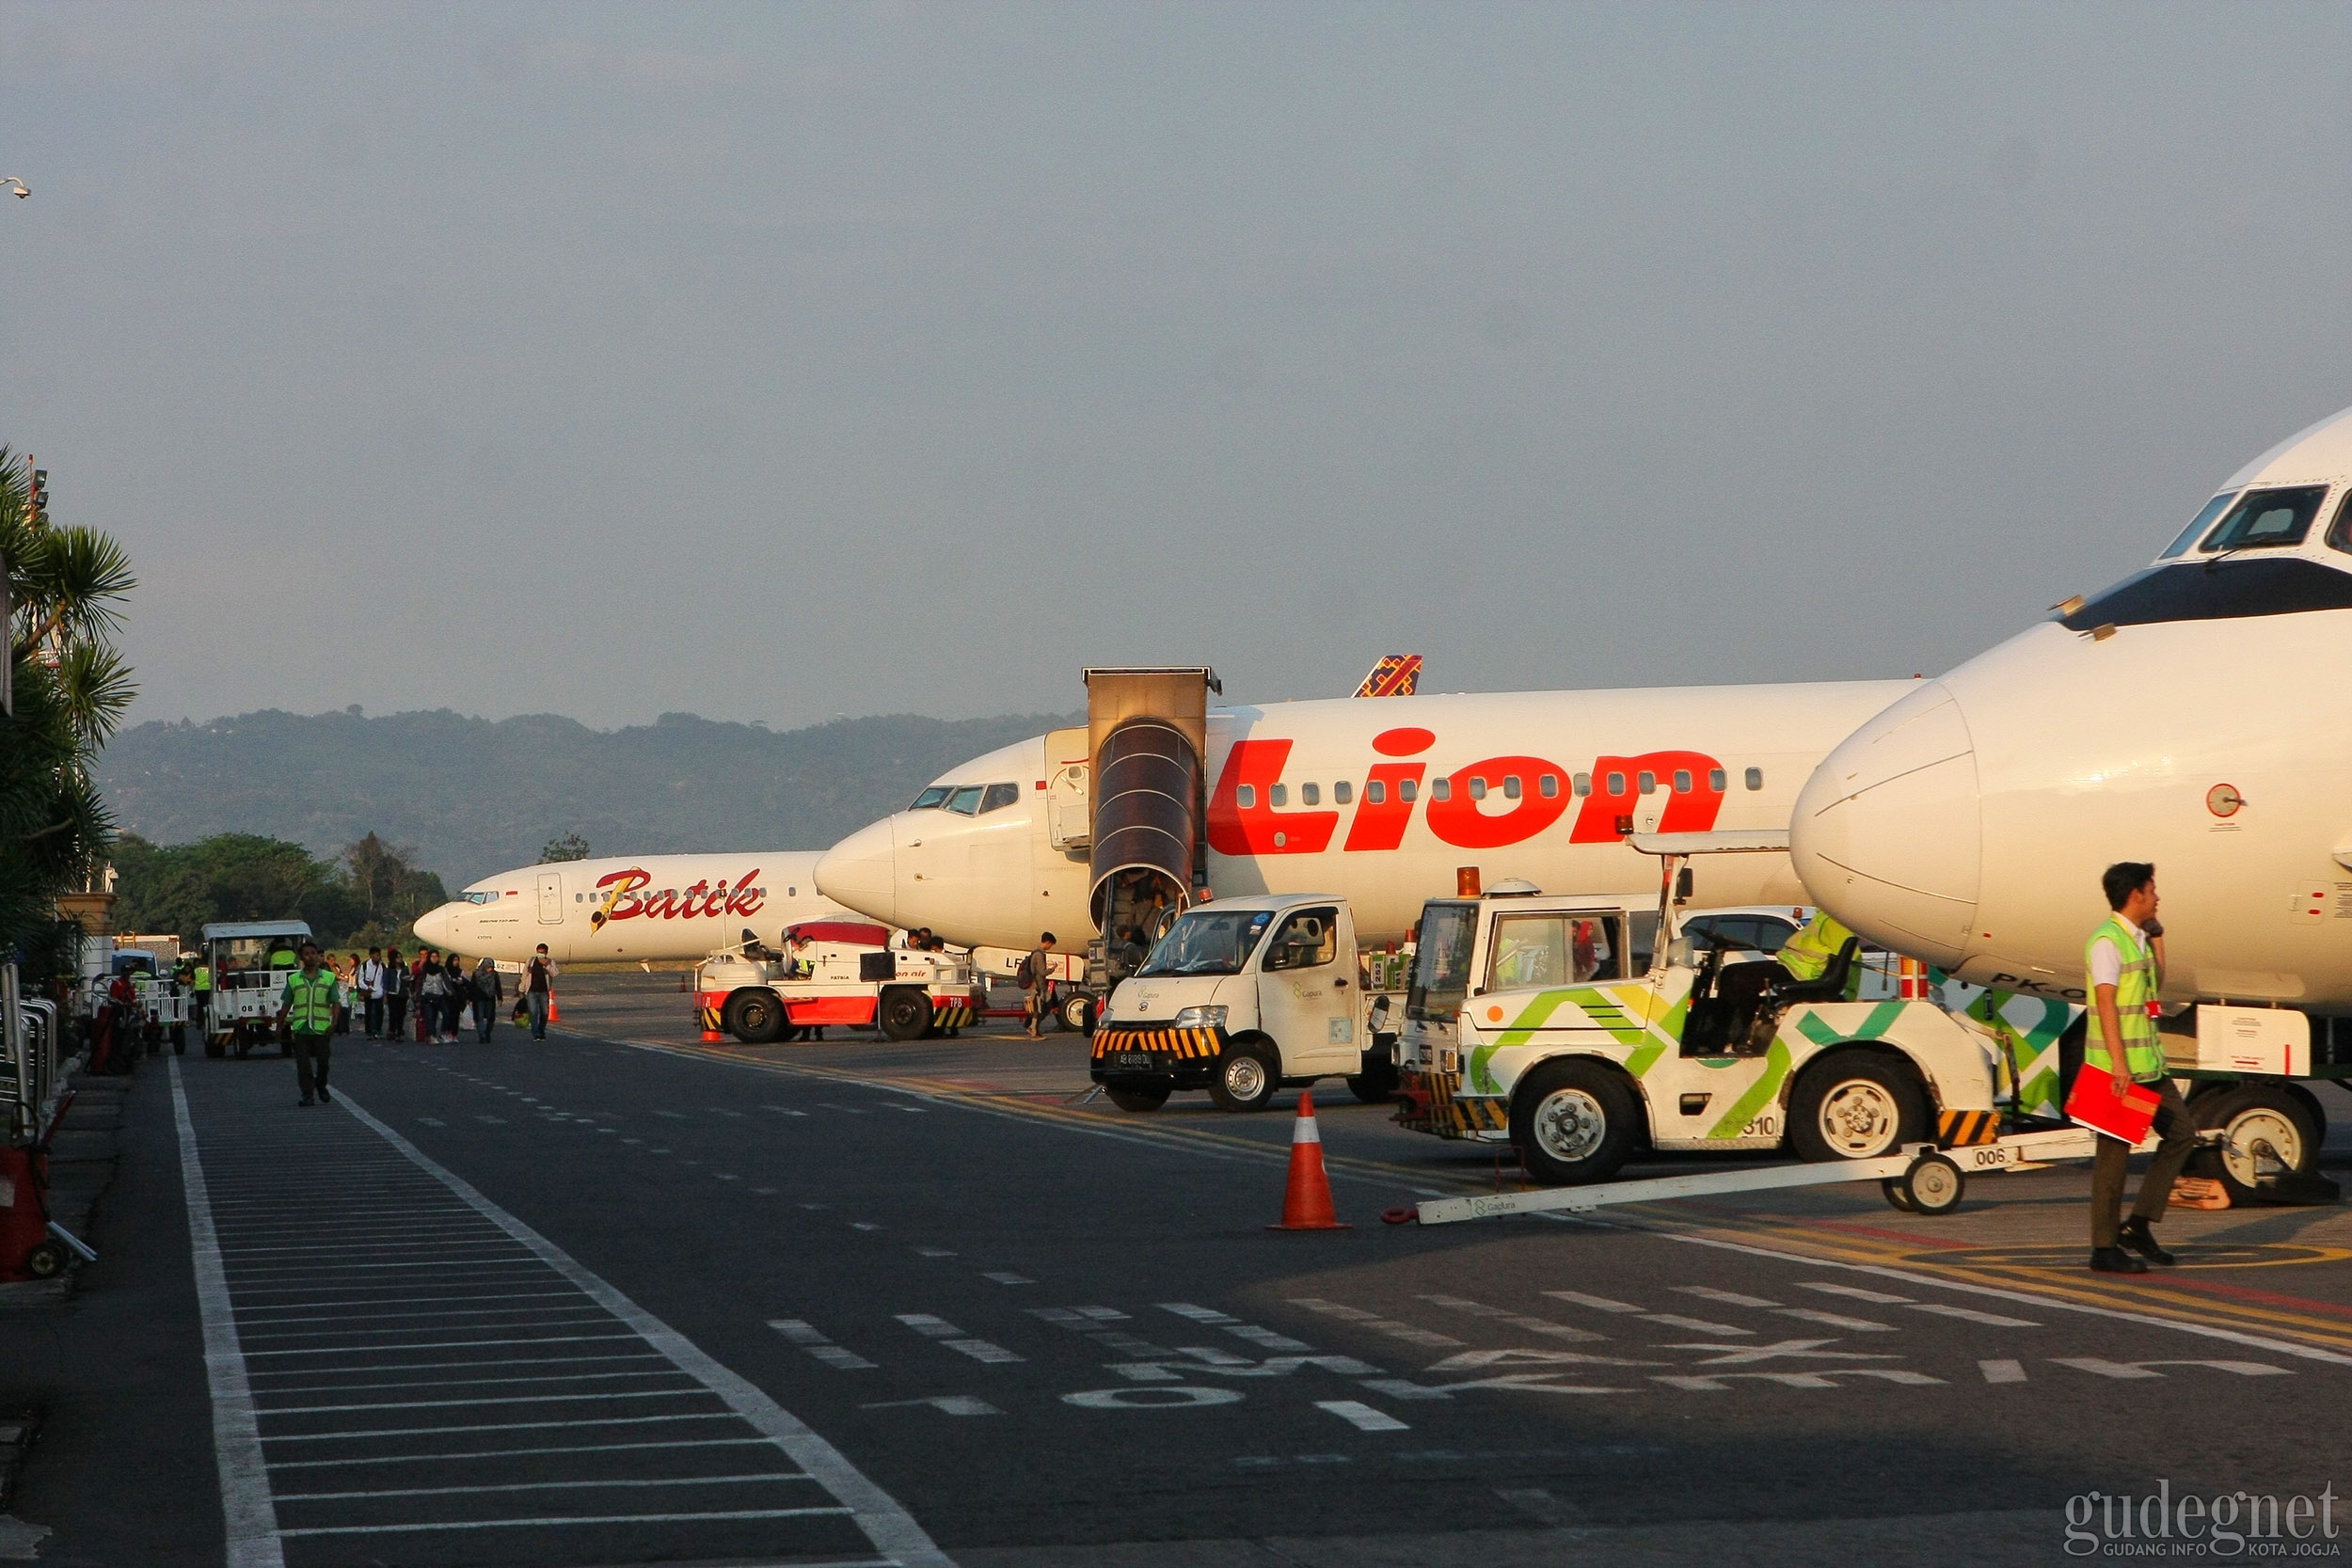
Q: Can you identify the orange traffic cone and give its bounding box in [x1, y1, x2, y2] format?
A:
[548, 992, 560, 1025]
[1269, 1091, 1349, 1230]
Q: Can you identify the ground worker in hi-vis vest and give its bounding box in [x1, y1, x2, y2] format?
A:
[278, 941, 342, 1108]
[2084, 861, 2197, 1275]
[1777, 910, 1855, 984]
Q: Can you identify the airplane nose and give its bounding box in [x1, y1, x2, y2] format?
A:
[1790, 681, 1982, 967]
[815, 818, 900, 927]
[412, 904, 454, 949]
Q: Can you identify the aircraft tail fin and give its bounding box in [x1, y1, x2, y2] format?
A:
[1353, 654, 1422, 698]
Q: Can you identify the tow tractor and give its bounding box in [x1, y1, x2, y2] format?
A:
[1089, 892, 1406, 1112]
[695, 920, 985, 1044]
[199, 921, 313, 1058]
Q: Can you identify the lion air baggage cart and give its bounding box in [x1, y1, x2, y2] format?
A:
[1088, 892, 1402, 1114]
[199, 921, 313, 1058]
[695, 921, 984, 1044]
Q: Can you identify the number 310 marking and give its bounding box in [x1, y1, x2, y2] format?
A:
[1740, 1113, 1779, 1138]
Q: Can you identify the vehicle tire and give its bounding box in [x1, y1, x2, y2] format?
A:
[1508, 1059, 1640, 1185]
[1881, 1176, 1918, 1213]
[1062, 993, 1096, 1035]
[878, 988, 931, 1043]
[205, 1035, 225, 1060]
[1346, 1052, 1399, 1104]
[1902, 1151, 1966, 1215]
[2193, 1084, 2319, 1204]
[1207, 1038, 1280, 1113]
[723, 990, 787, 1045]
[1106, 1084, 1170, 1113]
[23, 1241, 64, 1279]
[1788, 1051, 1928, 1163]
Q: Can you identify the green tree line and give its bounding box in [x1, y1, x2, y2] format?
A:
[109, 831, 446, 953]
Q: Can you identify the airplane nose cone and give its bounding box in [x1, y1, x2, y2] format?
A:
[1790, 681, 1983, 967]
[412, 904, 455, 949]
[815, 818, 899, 927]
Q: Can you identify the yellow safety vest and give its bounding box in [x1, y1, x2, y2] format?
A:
[281, 971, 341, 1034]
[193, 966, 211, 992]
[2084, 914, 2163, 1082]
[1777, 911, 1854, 982]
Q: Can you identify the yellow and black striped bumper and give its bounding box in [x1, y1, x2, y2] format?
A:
[929, 999, 978, 1030]
[1937, 1108, 2001, 1147]
[1090, 1025, 1225, 1082]
[1394, 1068, 1511, 1140]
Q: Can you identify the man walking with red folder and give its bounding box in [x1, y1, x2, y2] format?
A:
[2085, 862, 2196, 1275]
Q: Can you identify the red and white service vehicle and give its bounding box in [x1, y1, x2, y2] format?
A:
[694, 920, 985, 1044]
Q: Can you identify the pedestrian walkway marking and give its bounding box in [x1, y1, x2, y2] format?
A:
[1979, 1359, 2027, 1384]
[1315, 1400, 1408, 1432]
[1638, 1314, 1754, 1336]
[167, 1058, 948, 1568]
[1677, 1286, 1780, 1308]
[1418, 1294, 1607, 1343]
[1545, 1290, 1642, 1314]
[1912, 1303, 2039, 1328]
[1287, 1299, 1464, 1349]
[1774, 1308, 1895, 1333]
[896, 1314, 1025, 1364]
[2054, 1357, 2288, 1379]
[770, 1321, 879, 1370]
[1802, 1282, 1913, 1304]
[862, 1396, 999, 1417]
[983, 1273, 1034, 1285]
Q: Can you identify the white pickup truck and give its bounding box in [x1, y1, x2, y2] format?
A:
[1088, 893, 1401, 1113]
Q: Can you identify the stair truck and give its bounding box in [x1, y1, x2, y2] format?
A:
[199, 920, 313, 1058]
[695, 920, 984, 1044]
[1088, 891, 1405, 1112]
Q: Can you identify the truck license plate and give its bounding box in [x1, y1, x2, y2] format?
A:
[1116, 1052, 1155, 1069]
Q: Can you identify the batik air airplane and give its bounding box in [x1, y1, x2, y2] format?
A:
[1795, 401, 2352, 1011]
[411, 853, 857, 963]
[813, 661, 1923, 952]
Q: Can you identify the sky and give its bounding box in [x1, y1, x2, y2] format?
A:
[5, 2, 2352, 730]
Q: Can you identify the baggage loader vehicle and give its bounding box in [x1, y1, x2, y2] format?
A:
[695, 920, 985, 1044]
[199, 921, 313, 1058]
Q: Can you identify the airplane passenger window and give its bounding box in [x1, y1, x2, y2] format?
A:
[1638, 771, 1656, 795]
[1503, 776, 1521, 800]
[978, 784, 1019, 814]
[1468, 778, 1486, 800]
[1334, 782, 1352, 804]
[1301, 783, 1320, 805]
[1673, 769, 1692, 793]
[2160, 492, 2239, 559]
[1708, 768, 1726, 792]
[2199, 484, 2328, 553]
[1271, 784, 1288, 807]
[912, 786, 950, 810]
[946, 786, 983, 815]
[1540, 775, 1558, 798]
[1605, 772, 1624, 795]
[1365, 781, 1384, 804]
[1238, 785, 1256, 809]
[1745, 768, 1763, 790]
[1398, 779, 1417, 802]
[1431, 778, 1452, 801]
[1573, 773, 1591, 796]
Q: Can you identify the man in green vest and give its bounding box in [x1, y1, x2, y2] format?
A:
[2084, 861, 2195, 1275]
[1777, 909, 1855, 985]
[191, 958, 212, 1041]
[278, 941, 343, 1107]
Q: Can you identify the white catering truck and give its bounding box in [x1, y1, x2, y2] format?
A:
[694, 920, 985, 1044]
[1088, 892, 1405, 1113]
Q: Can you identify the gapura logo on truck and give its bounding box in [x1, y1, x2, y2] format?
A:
[1206, 729, 1726, 856]
[590, 867, 766, 929]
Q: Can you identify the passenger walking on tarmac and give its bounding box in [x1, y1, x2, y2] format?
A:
[523, 943, 558, 1040]
[278, 941, 342, 1107]
[2085, 862, 2196, 1275]
[382, 946, 408, 1042]
[442, 952, 469, 1040]
[412, 948, 437, 1040]
[472, 957, 502, 1043]
[419, 954, 450, 1044]
[1023, 932, 1057, 1038]
[358, 947, 385, 1039]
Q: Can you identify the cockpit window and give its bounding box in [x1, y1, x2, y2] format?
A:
[945, 786, 983, 816]
[977, 784, 1020, 814]
[911, 786, 951, 811]
[2326, 492, 2352, 556]
[2158, 492, 2237, 560]
[2197, 485, 2328, 554]
[463, 891, 499, 905]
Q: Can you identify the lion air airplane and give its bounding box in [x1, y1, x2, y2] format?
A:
[1793, 402, 2352, 1009]
[813, 673, 1919, 952]
[411, 852, 856, 963]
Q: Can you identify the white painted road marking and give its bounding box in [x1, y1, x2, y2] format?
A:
[1912, 1303, 2039, 1328]
[1979, 1359, 2028, 1384]
[771, 1320, 880, 1370]
[2055, 1357, 2288, 1379]
[1315, 1400, 1409, 1432]
[1677, 1286, 1780, 1308]
[896, 1314, 1025, 1364]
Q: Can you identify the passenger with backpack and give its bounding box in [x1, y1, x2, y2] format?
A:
[1021, 933, 1057, 1039]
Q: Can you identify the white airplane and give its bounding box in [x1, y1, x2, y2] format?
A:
[813, 680, 1919, 952]
[412, 852, 858, 963]
[1793, 403, 2352, 1010]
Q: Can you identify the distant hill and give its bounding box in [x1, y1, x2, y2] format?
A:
[95, 707, 1080, 890]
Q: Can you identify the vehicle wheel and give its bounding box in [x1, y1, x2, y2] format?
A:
[205, 1035, 225, 1060]
[1062, 993, 1096, 1035]
[1902, 1151, 1966, 1214]
[23, 1241, 64, 1279]
[1508, 1059, 1639, 1185]
[1788, 1051, 1928, 1163]
[2194, 1085, 2319, 1204]
[1881, 1176, 1918, 1212]
[878, 988, 931, 1043]
[1346, 1053, 1399, 1104]
[1207, 1038, 1279, 1112]
[1106, 1084, 1170, 1113]
[723, 990, 787, 1045]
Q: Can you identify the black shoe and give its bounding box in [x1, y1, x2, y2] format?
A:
[317, 1086, 332, 1103]
[2090, 1247, 2148, 1275]
[298, 1097, 316, 1107]
[2119, 1217, 2175, 1266]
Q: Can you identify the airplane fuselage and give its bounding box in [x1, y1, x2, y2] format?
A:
[413, 852, 849, 963]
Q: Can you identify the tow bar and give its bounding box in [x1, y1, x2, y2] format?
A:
[1407, 1124, 2201, 1226]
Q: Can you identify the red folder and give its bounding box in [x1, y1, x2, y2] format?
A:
[2066, 1070, 2159, 1143]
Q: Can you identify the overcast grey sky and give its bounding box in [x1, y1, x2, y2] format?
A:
[5, 3, 2349, 729]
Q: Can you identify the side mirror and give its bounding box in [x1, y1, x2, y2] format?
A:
[1667, 936, 1694, 969]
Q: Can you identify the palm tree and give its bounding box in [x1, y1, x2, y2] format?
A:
[0, 447, 137, 973]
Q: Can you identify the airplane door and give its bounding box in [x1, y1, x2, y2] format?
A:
[1256, 905, 1358, 1072]
[536, 872, 564, 926]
